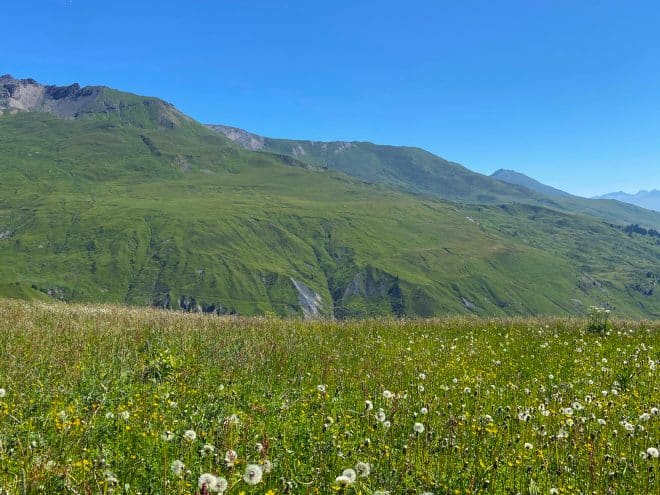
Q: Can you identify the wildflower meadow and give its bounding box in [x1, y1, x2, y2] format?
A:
[0, 300, 657, 494]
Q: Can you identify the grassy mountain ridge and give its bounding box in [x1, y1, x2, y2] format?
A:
[490, 168, 573, 197]
[209, 125, 660, 229]
[1, 83, 659, 318]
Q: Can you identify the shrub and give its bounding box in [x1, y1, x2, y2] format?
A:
[587, 305, 610, 333]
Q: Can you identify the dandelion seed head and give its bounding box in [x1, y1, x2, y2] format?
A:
[243, 464, 263, 485]
[170, 460, 185, 477]
[198, 473, 217, 490]
[355, 461, 370, 477]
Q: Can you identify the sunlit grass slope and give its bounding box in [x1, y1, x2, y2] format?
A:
[0, 300, 658, 493]
[1, 112, 659, 318]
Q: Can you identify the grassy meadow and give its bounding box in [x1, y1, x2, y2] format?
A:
[0, 299, 658, 494]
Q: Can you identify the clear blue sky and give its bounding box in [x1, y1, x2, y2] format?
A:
[3, 0, 659, 196]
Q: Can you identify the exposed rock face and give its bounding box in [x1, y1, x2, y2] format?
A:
[0, 74, 103, 118]
[206, 124, 265, 151]
[290, 278, 325, 319]
[0, 74, 189, 128]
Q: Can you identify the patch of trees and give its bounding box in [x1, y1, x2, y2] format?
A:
[623, 224, 660, 238]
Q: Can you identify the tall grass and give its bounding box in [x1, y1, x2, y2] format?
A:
[0, 299, 657, 494]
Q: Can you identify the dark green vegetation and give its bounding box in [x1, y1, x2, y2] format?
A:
[1, 80, 660, 318]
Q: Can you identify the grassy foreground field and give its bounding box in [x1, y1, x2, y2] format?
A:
[0, 300, 658, 494]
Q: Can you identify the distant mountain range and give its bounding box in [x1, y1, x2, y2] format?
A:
[594, 190, 660, 212]
[1, 74, 659, 318]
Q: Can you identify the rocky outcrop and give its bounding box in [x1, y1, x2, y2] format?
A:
[206, 124, 265, 151]
[0, 74, 102, 118]
[290, 278, 326, 319]
[0, 74, 189, 128]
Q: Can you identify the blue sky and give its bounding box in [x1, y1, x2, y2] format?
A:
[3, 0, 659, 196]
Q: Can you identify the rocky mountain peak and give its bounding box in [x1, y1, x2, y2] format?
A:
[0, 74, 103, 118]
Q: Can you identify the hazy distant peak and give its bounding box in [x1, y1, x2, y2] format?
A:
[490, 169, 573, 198]
[594, 190, 660, 212]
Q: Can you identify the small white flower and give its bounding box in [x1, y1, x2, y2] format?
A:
[414, 422, 425, 434]
[170, 460, 185, 476]
[418, 372, 427, 380]
[317, 384, 326, 393]
[183, 429, 197, 442]
[224, 414, 240, 426]
[647, 447, 659, 458]
[524, 442, 533, 450]
[224, 449, 238, 467]
[0, 388, 6, 398]
[365, 400, 373, 411]
[243, 464, 263, 485]
[104, 470, 118, 485]
[383, 390, 393, 400]
[375, 409, 386, 422]
[383, 420, 391, 429]
[105, 412, 114, 420]
[161, 430, 174, 441]
[420, 407, 428, 415]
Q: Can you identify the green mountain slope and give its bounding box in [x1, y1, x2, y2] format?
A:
[0, 81, 659, 318]
[209, 125, 660, 229]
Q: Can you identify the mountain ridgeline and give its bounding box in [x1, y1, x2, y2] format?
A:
[209, 125, 660, 230]
[594, 190, 660, 212]
[1, 75, 659, 319]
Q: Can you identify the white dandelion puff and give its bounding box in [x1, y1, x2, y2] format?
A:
[335, 475, 353, 486]
[183, 429, 197, 442]
[341, 468, 357, 483]
[243, 464, 263, 485]
[355, 461, 370, 477]
[214, 477, 228, 493]
[198, 473, 217, 491]
[170, 460, 185, 477]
